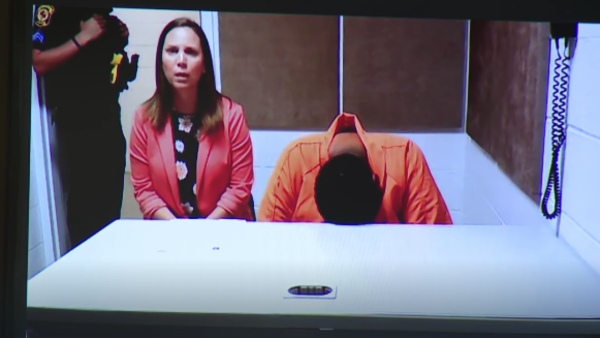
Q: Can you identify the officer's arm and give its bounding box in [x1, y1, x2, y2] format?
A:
[32, 5, 98, 76]
[33, 41, 78, 76]
[32, 29, 99, 76]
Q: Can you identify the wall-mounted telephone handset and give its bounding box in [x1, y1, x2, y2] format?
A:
[541, 23, 578, 220]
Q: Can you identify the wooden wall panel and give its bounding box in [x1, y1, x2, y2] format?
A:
[219, 13, 339, 130]
[343, 18, 468, 132]
[466, 21, 550, 202]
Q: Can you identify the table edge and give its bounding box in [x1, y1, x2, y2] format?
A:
[27, 307, 600, 335]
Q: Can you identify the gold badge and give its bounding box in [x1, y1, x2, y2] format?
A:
[110, 53, 124, 84]
[35, 5, 55, 28]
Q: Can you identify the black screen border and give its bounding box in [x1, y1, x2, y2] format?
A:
[4, 0, 600, 337]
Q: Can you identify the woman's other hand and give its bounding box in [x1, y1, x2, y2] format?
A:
[206, 207, 230, 220]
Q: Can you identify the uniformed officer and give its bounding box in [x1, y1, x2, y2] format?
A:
[32, 5, 139, 251]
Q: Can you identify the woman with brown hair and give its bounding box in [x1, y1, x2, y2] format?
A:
[129, 18, 255, 220]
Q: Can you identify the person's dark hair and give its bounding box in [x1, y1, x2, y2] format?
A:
[337, 126, 357, 133]
[143, 18, 223, 133]
[314, 153, 383, 225]
[77, 7, 114, 23]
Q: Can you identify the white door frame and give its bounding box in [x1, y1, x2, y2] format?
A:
[200, 11, 221, 91]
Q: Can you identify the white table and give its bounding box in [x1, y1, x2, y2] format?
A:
[27, 220, 600, 337]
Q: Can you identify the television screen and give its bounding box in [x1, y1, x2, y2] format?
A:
[23, 3, 600, 337]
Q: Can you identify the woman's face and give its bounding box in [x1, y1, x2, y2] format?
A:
[162, 27, 205, 90]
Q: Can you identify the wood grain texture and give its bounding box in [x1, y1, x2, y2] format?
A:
[343, 17, 468, 132]
[466, 21, 550, 203]
[219, 13, 340, 130]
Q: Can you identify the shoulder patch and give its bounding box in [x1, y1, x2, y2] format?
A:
[32, 30, 45, 43]
[35, 5, 55, 28]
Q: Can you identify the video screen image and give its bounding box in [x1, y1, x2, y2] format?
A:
[22, 4, 600, 336]
[27, 5, 594, 280]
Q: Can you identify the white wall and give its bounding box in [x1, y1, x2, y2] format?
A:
[555, 24, 600, 274]
[113, 8, 202, 173]
[28, 153, 47, 278]
[463, 137, 554, 228]
[29, 72, 57, 279]
[28, 3, 48, 280]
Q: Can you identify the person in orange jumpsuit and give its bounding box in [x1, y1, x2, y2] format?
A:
[258, 113, 453, 225]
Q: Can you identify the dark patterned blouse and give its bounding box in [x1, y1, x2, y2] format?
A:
[171, 111, 202, 218]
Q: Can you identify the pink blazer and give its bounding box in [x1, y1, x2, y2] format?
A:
[129, 97, 254, 220]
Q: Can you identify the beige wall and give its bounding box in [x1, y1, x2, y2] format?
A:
[112, 8, 201, 173]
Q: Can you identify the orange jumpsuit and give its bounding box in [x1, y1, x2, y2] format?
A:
[258, 113, 453, 225]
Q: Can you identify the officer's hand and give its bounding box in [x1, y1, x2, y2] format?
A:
[78, 15, 106, 46]
[131, 54, 139, 68]
[129, 54, 140, 81]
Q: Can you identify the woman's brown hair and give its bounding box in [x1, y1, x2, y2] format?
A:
[142, 18, 223, 133]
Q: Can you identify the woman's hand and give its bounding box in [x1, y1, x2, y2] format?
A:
[206, 207, 230, 220]
[153, 207, 176, 220]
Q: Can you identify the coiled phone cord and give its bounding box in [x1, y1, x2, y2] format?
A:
[541, 40, 570, 219]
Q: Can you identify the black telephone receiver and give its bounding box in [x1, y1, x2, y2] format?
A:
[541, 23, 578, 223]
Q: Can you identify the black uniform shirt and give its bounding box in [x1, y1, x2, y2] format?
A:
[32, 5, 129, 120]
